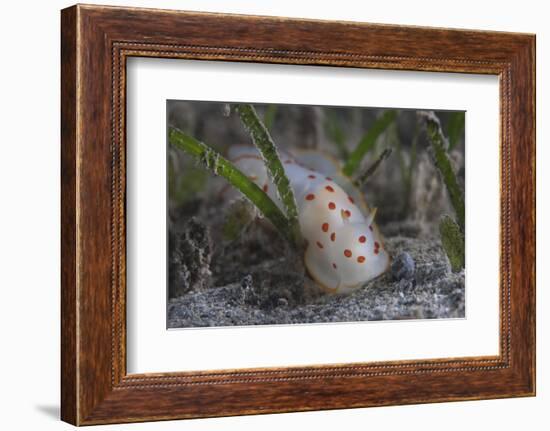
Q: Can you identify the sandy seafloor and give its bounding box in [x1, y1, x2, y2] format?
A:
[167, 214, 465, 328]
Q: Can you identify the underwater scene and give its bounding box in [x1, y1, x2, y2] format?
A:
[167, 101, 465, 328]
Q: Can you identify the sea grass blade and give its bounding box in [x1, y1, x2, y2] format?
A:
[168, 127, 293, 243]
[235, 104, 302, 248]
[263, 104, 278, 131]
[439, 215, 465, 271]
[343, 109, 397, 177]
[447, 111, 465, 150]
[354, 148, 393, 186]
[222, 199, 256, 242]
[421, 111, 465, 232]
[324, 110, 349, 159]
[401, 125, 419, 216]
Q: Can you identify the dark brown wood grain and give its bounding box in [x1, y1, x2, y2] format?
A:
[60, 5, 78, 425]
[61, 4, 536, 425]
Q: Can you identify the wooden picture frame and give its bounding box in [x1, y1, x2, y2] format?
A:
[61, 4, 535, 425]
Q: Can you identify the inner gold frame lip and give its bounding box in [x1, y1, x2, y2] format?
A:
[113, 43, 510, 387]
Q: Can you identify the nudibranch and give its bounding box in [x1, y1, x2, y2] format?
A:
[228, 146, 390, 294]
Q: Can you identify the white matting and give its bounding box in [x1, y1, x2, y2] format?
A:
[126, 57, 500, 373]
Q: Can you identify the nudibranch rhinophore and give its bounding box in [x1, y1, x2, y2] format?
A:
[228, 146, 390, 294]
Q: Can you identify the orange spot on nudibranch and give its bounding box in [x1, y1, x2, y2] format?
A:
[306, 194, 315, 201]
[344, 249, 352, 258]
[369, 225, 374, 232]
[374, 249, 380, 255]
[344, 209, 351, 218]
[330, 232, 336, 242]
[348, 196, 355, 204]
[332, 263, 338, 269]
[357, 256, 366, 263]
[316, 241, 324, 249]
[328, 202, 336, 210]
[325, 185, 334, 192]
[263, 184, 268, 192]
[374, 241, 380, 248]
[326, 177, 333, 181]
[308, 174, 316, 179]
[322, 223, 329, 232]
[359, 235, 366, 243]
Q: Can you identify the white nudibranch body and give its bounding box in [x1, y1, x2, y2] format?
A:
[228, 146, 390, 294]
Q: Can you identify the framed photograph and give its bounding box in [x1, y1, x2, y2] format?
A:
[61, 4, 535, 425]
